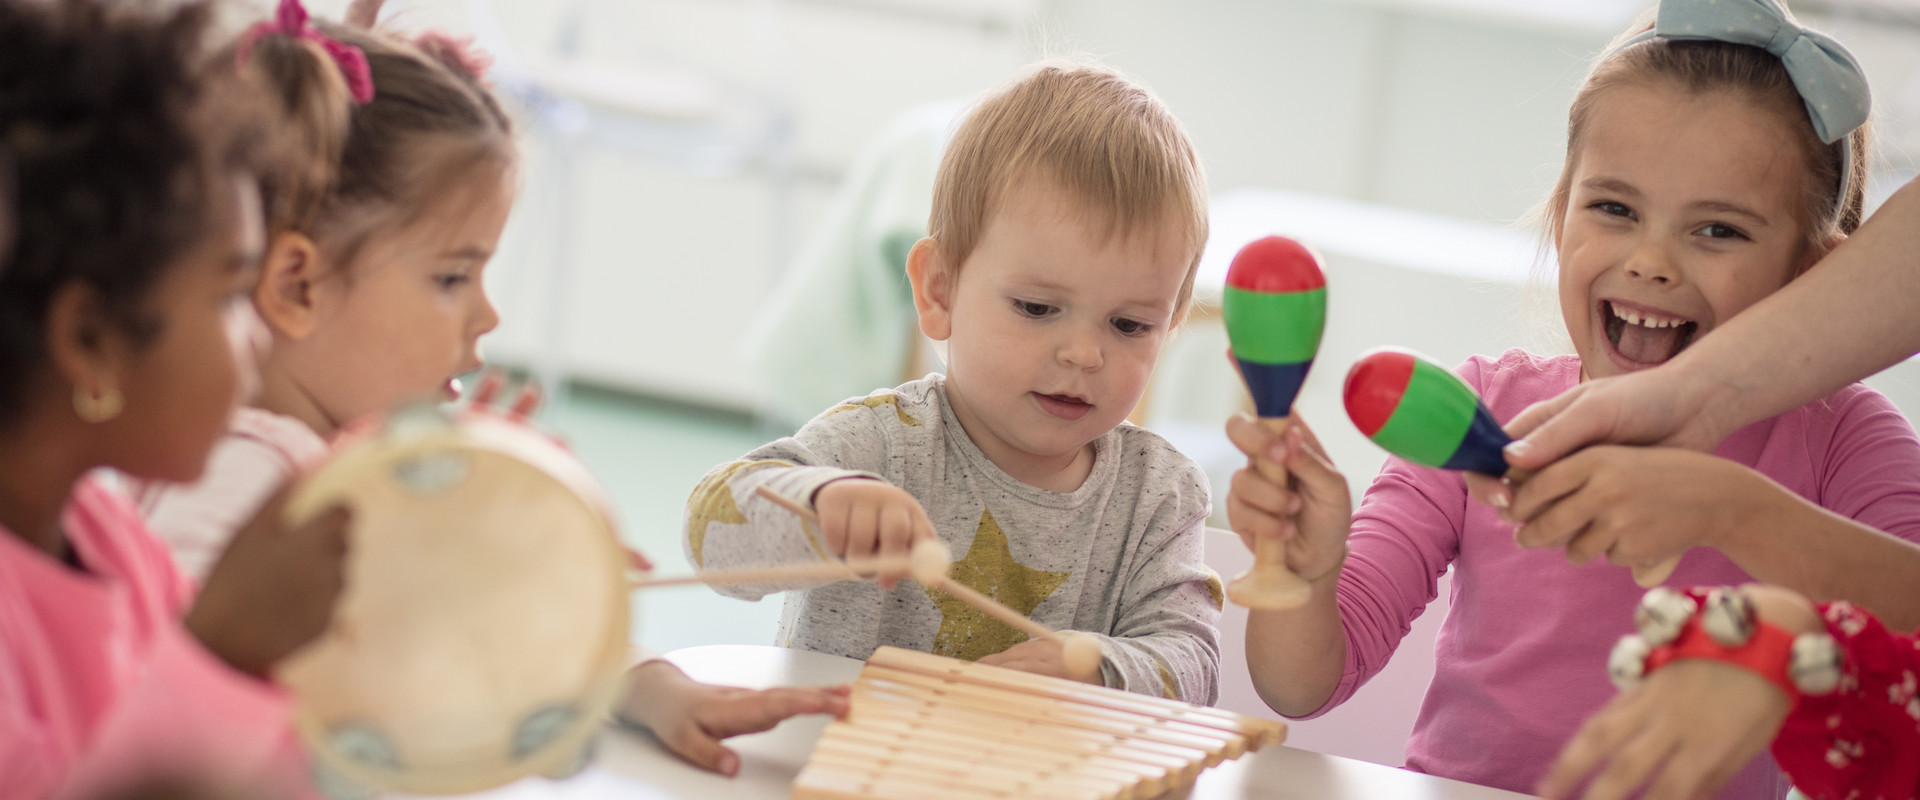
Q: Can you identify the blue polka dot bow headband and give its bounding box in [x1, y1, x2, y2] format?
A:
[1617, 0, 1870, 145]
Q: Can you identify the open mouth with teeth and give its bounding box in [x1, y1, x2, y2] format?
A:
[1602, 300, 1698, 365]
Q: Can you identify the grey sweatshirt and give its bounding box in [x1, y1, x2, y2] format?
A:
[683, 375, 1221, 704]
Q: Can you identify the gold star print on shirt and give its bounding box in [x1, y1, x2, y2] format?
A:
[823, 393, 920, 427]
[925, 509, 1072, 662]
[686, 459, 792, 567]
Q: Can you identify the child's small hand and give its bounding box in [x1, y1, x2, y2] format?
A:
[1506, 447, 1756, 572]
[976, 637, 1102, 685]
[1540, 585, 1820, 800]
[812, 478, 936, 589]
[185, 484, 351, 678]
[1224, 413, 1351, 583]
[618, 660, 850, 777]
[1540, 659, 1788, 800]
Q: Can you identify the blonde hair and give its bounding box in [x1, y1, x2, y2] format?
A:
[1546, 18, 1871, 264]
[928, 59, 1208, 319]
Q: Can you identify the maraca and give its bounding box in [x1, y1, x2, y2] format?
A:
[1223, 235, 1328, 610]
[1342, 347, 1680, 587]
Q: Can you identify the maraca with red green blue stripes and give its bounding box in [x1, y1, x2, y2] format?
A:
[1222, 236, 1327, 610]
[1225, 236, 1327, 419]
[1341, 347, 1679, 587]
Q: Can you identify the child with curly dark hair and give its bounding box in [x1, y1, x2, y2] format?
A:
[0, 1, 351, 796]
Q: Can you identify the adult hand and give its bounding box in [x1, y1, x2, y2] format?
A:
[1505, 447, 1763, 573]
[1466, 368, 1726, 511]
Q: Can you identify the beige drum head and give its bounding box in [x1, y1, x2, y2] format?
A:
[280, 405, 630, 796]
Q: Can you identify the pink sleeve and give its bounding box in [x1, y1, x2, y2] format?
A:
[1309, 455, 1466, 717]
[1812, 387, 1920, 544]
[60, 630, 298, 799]
[1298, 358, 1496, 718]
[0, 642, 61, 798]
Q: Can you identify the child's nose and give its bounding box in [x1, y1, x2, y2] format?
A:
[1057, 330, 1103, 370]
[473, 288, 501, 335]
[1623, 241, 1680, 286]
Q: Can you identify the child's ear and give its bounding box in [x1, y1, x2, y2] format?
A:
[906, 237, 954, 342]
[44, 281, 133, 415]
[1793, 230, 1848, 278]
[255, 231, 325, 340]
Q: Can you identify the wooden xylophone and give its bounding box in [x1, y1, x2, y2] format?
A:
[792, 647, 1287, 800]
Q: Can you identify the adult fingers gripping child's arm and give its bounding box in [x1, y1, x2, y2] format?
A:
[184, 484, 351, 678]
[618, 660, 850, 777]
[1463, 374, 1716, 513]
[1505, 447, 1746, 572]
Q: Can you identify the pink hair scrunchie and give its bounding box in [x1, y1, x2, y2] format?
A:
[238, 0, 375, 105]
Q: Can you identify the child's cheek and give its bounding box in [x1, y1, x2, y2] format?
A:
[224, 302, 268, 403]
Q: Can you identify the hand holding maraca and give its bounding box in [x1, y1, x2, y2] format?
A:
[1222, 236, 1329, 609]
[1225, 413, 1352, 585]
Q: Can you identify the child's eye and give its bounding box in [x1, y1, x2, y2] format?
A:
[1693, 222, 1749, 241]
[1013, 299, 1055, 318]
[1111, 317, 1152, 337]
[1590, 201, 1635, 220]
[434, 273, 472, 290]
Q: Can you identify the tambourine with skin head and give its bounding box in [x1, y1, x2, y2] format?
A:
[279, 402, 630, 797]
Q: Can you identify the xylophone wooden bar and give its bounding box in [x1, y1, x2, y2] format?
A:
[870, 648, 1287, 745]
[847, 683, 1196, 784]
[792, 647, 1286, 800]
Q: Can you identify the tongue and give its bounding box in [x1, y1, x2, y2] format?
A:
[1615, 323, 1681, 364]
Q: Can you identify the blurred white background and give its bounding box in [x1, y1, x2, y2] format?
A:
[292, 0, 1920, 769]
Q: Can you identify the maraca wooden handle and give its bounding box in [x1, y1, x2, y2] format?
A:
[1226, 415, 1311, 611]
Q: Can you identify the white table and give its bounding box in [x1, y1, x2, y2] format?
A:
[448, 645, 1538, 800]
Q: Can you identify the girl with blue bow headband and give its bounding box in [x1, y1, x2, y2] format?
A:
[1227, 1, 1909, 798]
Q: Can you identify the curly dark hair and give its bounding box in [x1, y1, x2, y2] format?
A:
[0, 0, 269, 424]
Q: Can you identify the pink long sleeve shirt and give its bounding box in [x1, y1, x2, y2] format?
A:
[1320, 350, 1920, 798]
[0, 476, 300, 799]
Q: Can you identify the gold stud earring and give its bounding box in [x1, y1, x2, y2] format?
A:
[73, 383, 124, 423]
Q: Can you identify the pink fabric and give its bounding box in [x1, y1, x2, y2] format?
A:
[1319, 349, 1920, 798]
[0, 476, 302, 799]
[130, 407, 328, 582]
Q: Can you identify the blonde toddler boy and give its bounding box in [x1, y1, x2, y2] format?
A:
[684, 60, 1220, 703]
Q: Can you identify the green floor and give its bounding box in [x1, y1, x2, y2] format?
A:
[539, 385, 789, 655]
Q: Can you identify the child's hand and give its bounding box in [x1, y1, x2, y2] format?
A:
[1224, 413, 1351, 583]
[976, 637, 1102, 685]
[1505, 447, 1758, 572]
[812, 478, 936, 589]
[1540, 585, 1820, 800]
[618, 660, 850, 777]
[1540, 659, 1787, 800]
[185, 485, 351, 678]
